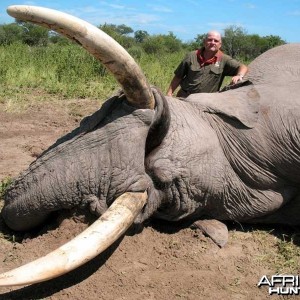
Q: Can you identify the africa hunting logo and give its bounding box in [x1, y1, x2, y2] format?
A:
[258, 275, 300, 295]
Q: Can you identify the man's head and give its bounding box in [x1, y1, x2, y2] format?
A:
[204, 30, 222, 53]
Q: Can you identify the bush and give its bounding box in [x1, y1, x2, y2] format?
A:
[142, 33, 183, 55]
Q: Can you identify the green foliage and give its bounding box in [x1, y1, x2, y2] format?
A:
[16, 21, 49, 46]
[276, 238, 300, 270]
[0, 23, 24, 45]
[98, 23, 136, 49]
[252, 229, 300, 274]
[0, 177, 12, 199]
[138, 50, 186, 91]
[222, 25, 247, 58]
[193, 33, 206, 48]
[0, 41, 186, 103]
[128, 45, 145, 59]
[0, 21, 49, 46]
[99, 23, 133, 36]
[142, 32, 183, 54]
[0, 21, 287, 105]
[0, 21, 286, 61]
[264, 35, 286, 48]
[134, 30, 149, 43]
[0, 42, 118, 100]
[221, 25, 285, 61]
[49, 32, 71, 45]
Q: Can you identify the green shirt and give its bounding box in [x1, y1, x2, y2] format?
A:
[175, 50, 241, 93]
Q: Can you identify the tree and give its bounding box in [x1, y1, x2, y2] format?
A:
[0, 19, 287, 61]
[222, 26, 286, 61]
[134, 30, 149, 43]
[241, 34, 267, 60]
[222, 25, 247, 58]
[16, 20, 49, 46]
[0, 23, 23, 45]
[164, 32, 183, 52]
[184, 33, 206, 50]
[99, 23, 133, 36]
[98, 23, 135, 49]
[263, 35, 285, 50]
[194, 34, 206, 46]
[49, 31, 71, 45]
[116, 24, 133, 36]
[142, 32, 183, 54]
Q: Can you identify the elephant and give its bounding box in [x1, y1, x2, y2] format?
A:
[0, 5, 299, 287]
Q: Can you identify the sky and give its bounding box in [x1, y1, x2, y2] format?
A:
[0, 0, 299, 43]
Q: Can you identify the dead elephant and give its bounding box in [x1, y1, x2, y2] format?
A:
[0, 5, 299, 287]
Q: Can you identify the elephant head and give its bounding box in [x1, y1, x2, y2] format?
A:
[1, 5, 300, 288]
[0, 5, 159, 286]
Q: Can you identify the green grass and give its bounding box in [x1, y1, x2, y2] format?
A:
[275, 235, 300, 272]
[0, 42, 245, 109]
[0, 42, 185, 106]
[252, 229, 300, 274]
[0, 43, 119, 100]
[0, 177, 12, 199]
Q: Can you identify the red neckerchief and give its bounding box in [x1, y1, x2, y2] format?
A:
[197, 48, 223, 67]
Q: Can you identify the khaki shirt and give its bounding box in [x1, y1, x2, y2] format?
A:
[175, 50, 241, 94]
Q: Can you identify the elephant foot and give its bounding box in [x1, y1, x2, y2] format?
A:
[191, 219, 228, 248]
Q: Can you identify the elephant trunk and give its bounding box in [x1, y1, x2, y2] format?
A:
[0, 192, 147, 287]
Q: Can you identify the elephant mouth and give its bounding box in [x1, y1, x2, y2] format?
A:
[0, 191, 147, 286]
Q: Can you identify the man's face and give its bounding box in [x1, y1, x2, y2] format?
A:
[204, 33, 222, 52]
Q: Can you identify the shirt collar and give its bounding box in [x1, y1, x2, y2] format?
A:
[197, 48, 223, 67]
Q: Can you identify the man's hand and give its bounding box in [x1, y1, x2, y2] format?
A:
[231, 74, 244, 84]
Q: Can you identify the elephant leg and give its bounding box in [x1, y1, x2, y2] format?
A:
[248, 193, 300, 226]
[191, 219, 228, 247]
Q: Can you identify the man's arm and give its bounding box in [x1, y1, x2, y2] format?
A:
[167, 75, 182, 96]
[231, 64, 248, 84]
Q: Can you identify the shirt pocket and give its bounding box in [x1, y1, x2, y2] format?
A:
[190, 64, 201, 72]
[188, 64, 203, 82]
[210, 65, 222, 75]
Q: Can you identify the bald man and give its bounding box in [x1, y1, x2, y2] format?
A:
[167, 30, 248, 98]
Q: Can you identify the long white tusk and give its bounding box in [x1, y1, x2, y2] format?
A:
[0, 191, 147, 287]
[7, 5, 155, 109]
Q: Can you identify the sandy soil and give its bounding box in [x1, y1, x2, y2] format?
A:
[0, 99, 297, 300]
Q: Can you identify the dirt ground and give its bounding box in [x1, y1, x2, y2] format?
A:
[0, 98, 298, 300]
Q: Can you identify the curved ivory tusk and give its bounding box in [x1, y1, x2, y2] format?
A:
[7, 5, 155, 109]
[0, 191, 147, 287]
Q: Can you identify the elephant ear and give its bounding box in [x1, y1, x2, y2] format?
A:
[247, 43, 300, 85]
[187, 84, 260, 128]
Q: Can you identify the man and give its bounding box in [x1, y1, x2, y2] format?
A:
[167, 30, 248, 98]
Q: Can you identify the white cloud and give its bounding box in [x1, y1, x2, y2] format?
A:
[109, 4, 126, 10]
[24, 1, 37, 4]
[208, 22, 236, 29]
[287, 10, 300, 16]
[130, 13, 160, 24]
[245, 3, 256, 9]
[147, 5, 172, 13]
[185, 0, 201, 6]
[80, 6, 100, 13]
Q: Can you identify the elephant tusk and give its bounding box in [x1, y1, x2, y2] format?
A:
[6, 5, 155, 110]
[0, 191, 147, 287]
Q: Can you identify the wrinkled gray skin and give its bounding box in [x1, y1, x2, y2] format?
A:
[2, 43, 300, 231]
